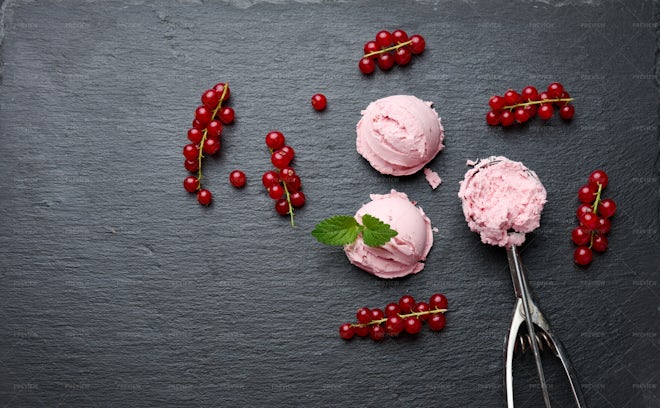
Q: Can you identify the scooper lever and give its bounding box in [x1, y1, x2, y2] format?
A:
[504, 245, 587, 408]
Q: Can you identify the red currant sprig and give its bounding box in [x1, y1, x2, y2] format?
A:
[358, 29, 426, 74]
[262, 131, 305, 226]
[572, 170, 617, 266]
[486, 82, 575, 127]
[182, 83, 235, 206]
[339, 294, 448, 341]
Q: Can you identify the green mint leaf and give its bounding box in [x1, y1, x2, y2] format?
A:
[361, 214, 398, 247]
[311, 215, 361, 246]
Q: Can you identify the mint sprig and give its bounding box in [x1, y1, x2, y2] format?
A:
[311, 214, 397, 247]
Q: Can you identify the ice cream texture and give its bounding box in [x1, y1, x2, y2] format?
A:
[356, 95, 444, 176]
[344, 190, 433, 279]
[458, 156, 547, 247]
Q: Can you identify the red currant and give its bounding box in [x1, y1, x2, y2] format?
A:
[500, 110, 515, 127]
[359, 57, 376, 74]
[356, 307, 371, 324]
[184, 159, 199, 173]
[265, 131, 286, 150]
[183, 176, 199, 193]
[268, 184, 285, 200]
[504, 89, 521, 105]
[311, 93, 327, 111]
[523, 104, 538, 118]
[280, 145, 295, 159]
[275, 198, 289, 215]
[578, 184, 598, 204]
[427, 314, 446, 331]
[592, 234, 608, 252]
[521, 86, 539, 101]
[370, 325, 386, 341]
[409, 34, 425, 54]
[213, 83, 230, 101]
[598, 198, 617, 218]
[201, 89, 220, 108]
[271, 150, 292, 169]
[183, 143, 199, 160]
[538, 91, 550, 101]
[195, 105, 213, 125]
[377, 53, 395, 70]
[576, 204, 593, 218]
[385, 315, 405, 336]
[218, 107, 235, 125]
[538, 104, 554, 120]
[385, 303, 400, 317]
[559, 105, 575, 120]
[404, 317, 423, 334]
[547, 82, 564, 98]
[571, 226, 591, 246]
[262, 171, 279, 188]
[486, 111, 500, 126]
[515, 107, 530, 123]
[364, 40, 379, 55]
[339, 323, 355, 340]
[588, 170, 609, 188]
[187, 128, 203, 144]
[394, 47, 412, 65]
[429, 293, 448, 310]
[596, 217, 611, 234]
[229, 170, 246, 188]
[207, 120, 223, 138]
[285, 175, 301, 192]
[489, 95, 506, 111]
[197, 189, 212, 206]
[579, 212, 599, 231]
[392, 29, 408, 43]
[573, 246, 593, 266]
[375, 30, 393, 48]
[192, 119, 205, 130]
[354, 325, 369, 337]
[290, 191, 306, 208]
[370, 308, 385, 321]
[203, 137, 220, 155]
[413, 302, 431, 321]
[398, 295, 416, 313]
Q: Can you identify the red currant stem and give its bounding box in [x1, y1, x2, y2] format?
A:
[196, 83, 229, 184]
[587, 182, 604, 249]
[502, 97, 575, 110]
[363, 40, 413, 58]
[350, 308, 448, 328]
[281, 178, 296, 227]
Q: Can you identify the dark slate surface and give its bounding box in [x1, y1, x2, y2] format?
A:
[0, 0, 658, 407]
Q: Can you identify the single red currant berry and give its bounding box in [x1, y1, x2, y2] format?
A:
[280, 166, 296, 178]
[413, 302, 431, 321]
[428, 313, 446, 331]
[206, 120, 223, 138]
[559, 105, 575, 120]
[195, 105, 213, 125]
[538, 104, 554, 120]
[385, 315, 405, 336]
[364, 40, 379, 55]
[385, 303, 400, 317]
[218, 107, 235, 125]
[271, 150, 292, 169]
[187, 128, 203, 144]
[409, 34, 426, 54]
[504, 89, 522, 105]
[311, 93, 327, 111]
[203, 137, 220, 155]
[184, 159, 199, 173]
[574, 246, 593, 266]
[370, 325, 386, 341]
[547, 82, 564, 98]
[262, 171, 279, 188]
[229, 170, 246, 188]
[339, 323, 355, 340]
[596, 217, 611, 234]
[521, 86, 539, 101]
[571, 226, 591, 246]
[486, 111, 500, 126]
[268, 184, 285, 200]
[375, 30, 393, 48]
[285, 175, 301, 192]
[515, 107, 530, 124]
[588, 170, 609, 188]
[578, 184, 598, 204]
[404, 317, 423, 335]
[579, 212, 599, 231]
[500, 110, 515, 127]
[359, 57, 376, 74]
[265, 131, 286, 150]
[592, 234, 608, 252]
[394, 47, 412, 66]
[489, 95, 506, 111]
[197, 189, 212, 206]
[213, 83, 230, 100]
[201, 89, 220, 109]
[192, 118, 205, 130]
[377, 53, 395, 70]
[183, 143, 199, 160]
[183, 176, 199, 193]
[576, 204, 593, 218]
[598, 198, 617, 218]
[356, 307, 372, 324]
[392, 29, 408, 43]
[290, 191, 306, 208]
[538, 91, 550, 101]
[280, 145, 295, 159]
[398, 295, 416, 313]
[275, 199, 290, 215]
[429, 293, 448, 310]
[523, 104, 538, 119]
[354, 325, 369, 337]
[370, 308, 385, 321]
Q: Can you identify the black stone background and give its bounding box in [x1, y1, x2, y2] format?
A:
[0, 0, 658, 407]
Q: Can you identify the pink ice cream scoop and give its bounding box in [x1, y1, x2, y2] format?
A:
[356, 95, 445, 176]
[458, 156, 547, 247]
[344, 190, 433, 279]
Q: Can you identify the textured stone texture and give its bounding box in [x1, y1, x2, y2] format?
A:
[0, 0, 657, 406]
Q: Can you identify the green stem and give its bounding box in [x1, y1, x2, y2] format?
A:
[363, 40, 413, 58]
[588, 182, 604, 249]
[351, 308, 448, 328]
[502, 97, 574, 110]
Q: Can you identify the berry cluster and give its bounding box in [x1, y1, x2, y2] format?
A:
[572, 170, 617, 266]
[262, 131, 305, 226]
[339, 294, 448, 341]
[486, 82, 575, 127]
[182, 83, 235, 205]
[358, 29, 426, 74]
